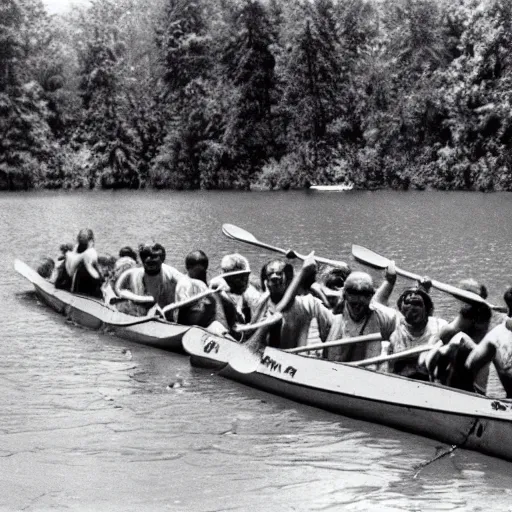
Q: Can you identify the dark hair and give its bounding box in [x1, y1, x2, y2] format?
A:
[139, 242, 166, 262]
[459, 302, 492, 324]
[260, 259, 294, 292]
[503, 286, 512, 310]
[77, 228, 94, 253]
[119, 246, 138, 262]
[397, 287, 434, 317]
[37, 257, 55, 279]
[322, 267, 351, 290]
[185, 250, 209, 270]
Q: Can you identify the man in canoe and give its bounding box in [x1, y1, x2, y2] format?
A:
[368, 262, 447, 378]
[324, 271, 398, 362]
[424, 280, 494, 393]
[208, 253, 261, 337]
[245, 257, 333, 350]
[175, 250, 218, 328]
[464, 287, 512, 397]
[115, 242, 184, 320]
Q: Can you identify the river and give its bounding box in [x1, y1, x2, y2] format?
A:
[1, 189, 512, 511]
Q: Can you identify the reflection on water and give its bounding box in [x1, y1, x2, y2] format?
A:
[1, 190, 512, 511]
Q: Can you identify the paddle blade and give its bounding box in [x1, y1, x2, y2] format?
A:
[222, 224, 258, 244]
[228, 343, 262, 374]
[352, 245, 390, 270]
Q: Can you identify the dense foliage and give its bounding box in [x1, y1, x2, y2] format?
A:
[2, 0, 512, 191]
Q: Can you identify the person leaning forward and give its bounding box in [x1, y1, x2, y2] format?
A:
[115, 242, 184, 320]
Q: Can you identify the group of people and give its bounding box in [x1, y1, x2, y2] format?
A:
[38, 229, 512, 400]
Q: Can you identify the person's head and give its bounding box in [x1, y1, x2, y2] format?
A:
[322, 267, 352, 291]
[221, 253, 251, 295]
[97, 254, 117, 280]
[261, 259, 294, 300]
[58, 243, 73, 260]
[397, 287, 433, 327]
[185, 250, 209, 283]
[76, 228, 94, 253]
[37, 257, 55, 279]
[503, 286, 512, 315]
[119, 246, 138, 263]
[458, 278, 488, 299]
[139, 242, 166, 276]
[343, 271, 374, 321]
[459, 302, 492, 329]
[457, 278, 491, 328]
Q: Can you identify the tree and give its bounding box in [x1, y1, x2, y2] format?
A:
[0, 0, 55, 190]
[221, 0, 277, 188]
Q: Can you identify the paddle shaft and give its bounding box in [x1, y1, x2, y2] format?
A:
[349, 344, 431, 367]
[352, 245, 492, 307]
[223, 224, 349, 269]
[285, 332, 382, 354]
[108, 288, 220, 327]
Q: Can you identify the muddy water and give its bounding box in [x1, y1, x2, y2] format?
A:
[2, 190, 512, 511]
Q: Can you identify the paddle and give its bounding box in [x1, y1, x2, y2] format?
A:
[349, 344, 431, 368]
[352, 245, 494, 307]
[222, 224, 350, 270]
[285, 332, 382, 354]
[105, 288, 222, 327]
[228, 252, 317, 374]
[233, 312, 283, 333]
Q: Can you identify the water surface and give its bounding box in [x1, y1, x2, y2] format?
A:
[1, 190, 512, 511]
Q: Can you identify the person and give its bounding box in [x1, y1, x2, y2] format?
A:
[209, 253, 261, 336]
[37, 257, 55, 279]
[324, 271, 399, 363]
[387, 287, 448, 379]
[175, 250, 218, 328]
[247, 257, 334, 350]
[462, 286, 512, 397]
[370, 262, 447, 378]
[321, 267, 351, 309]
[55, 229, 103, 297]
[115, 242, 184, 320]
[184, 249, 208, 283]
[425, 280, 493, 393]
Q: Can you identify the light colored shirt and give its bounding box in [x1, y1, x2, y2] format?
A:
[388, 315, 448, 376]
[325, 301, 399, 362]
[175, 276, 216, 327]
[117, 263, 184, 318]
[253, 292, 334, 350]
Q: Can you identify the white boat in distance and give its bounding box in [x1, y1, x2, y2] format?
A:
[310, 183, 354, 191]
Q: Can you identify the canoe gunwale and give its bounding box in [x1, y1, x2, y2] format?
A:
[15, 259, 189, 351]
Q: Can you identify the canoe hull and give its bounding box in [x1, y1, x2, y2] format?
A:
[182, 327, 512, 462]
[16, 260, 188, 352]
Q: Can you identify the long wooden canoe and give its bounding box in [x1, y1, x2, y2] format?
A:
[182, 327, 512, 463]
[14, 259, 189, 351]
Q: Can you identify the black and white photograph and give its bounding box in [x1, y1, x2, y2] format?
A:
[2, 0, 512, 510]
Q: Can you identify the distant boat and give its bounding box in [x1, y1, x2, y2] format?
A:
[310, 183, 354, 191]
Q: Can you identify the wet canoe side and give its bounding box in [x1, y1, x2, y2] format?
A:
[182, 328, 512, 462]
[15, 259, 189, 352]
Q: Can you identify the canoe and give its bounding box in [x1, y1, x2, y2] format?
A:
[310, 183, 354, 191]
[182, 327, 512, 463]
[14, 259, 189, 352]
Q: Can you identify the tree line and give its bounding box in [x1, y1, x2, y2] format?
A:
[1, 0, 512, 191]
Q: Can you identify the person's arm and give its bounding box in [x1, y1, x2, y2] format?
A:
[373, 261, 396, 306]
[115, 269, 155, 304]
[83, 249, 101, 281]
[245, 253, 317, 351]
[466, 337, 497, 375]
